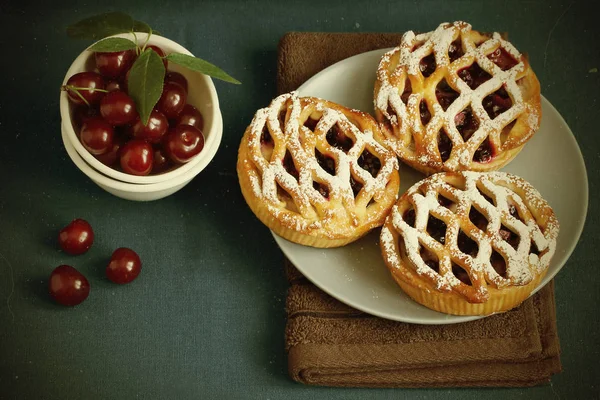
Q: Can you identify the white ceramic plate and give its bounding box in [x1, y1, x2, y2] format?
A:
[272, 48, 588, 324]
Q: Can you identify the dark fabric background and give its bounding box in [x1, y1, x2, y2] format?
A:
[0, 0, 597, 399]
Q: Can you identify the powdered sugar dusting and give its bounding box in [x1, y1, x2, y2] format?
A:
[244, 92, 399, 239]
[374, 21, 540, 172]
[381, 171, 559, 301]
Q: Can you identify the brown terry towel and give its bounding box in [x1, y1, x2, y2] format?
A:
[279, 32, 562, 388]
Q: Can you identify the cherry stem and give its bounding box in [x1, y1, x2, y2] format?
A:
[61, 85, 109, 106]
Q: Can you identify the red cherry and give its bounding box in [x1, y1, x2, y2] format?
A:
[163, 125, 205, 163]
[49, 265, 90, 306]
[165, 71, 188, 93]
[120, 139, 154, 175]
[176, 104, 204, 131]
[151, 147, 172, 174]
[131, 110, 169, 144]
[73, 105, 100, 131]
[64, 72, 105, 106]
[147, 45, 168, 68]
[100, 90, 138, 126]
[95, 49, 136, 78]
[156, 81, 187, 119]
[58, 219, 94, 255]
[106, 248, 142, 284]
[105, 80, 124, 92]
[95, 134, 125, 167]
[80, 117, 114, 155]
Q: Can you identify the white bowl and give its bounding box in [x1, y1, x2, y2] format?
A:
[60, 32, 221, 184]
[61, 111, 223, 201]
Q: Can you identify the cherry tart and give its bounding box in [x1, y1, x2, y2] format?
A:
[380, 171, 558, 316]
[237, 92, 400, 248]
[374, 21, 542, 174]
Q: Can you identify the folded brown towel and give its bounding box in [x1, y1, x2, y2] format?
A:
[279, 32, 562, 388]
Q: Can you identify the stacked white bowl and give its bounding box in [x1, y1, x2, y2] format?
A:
[60, 33, 223, 201]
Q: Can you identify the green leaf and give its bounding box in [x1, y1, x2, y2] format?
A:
[166, 53, 241, 84]
[87, 37, 137, 52]
[132, 20, 152, 34]
[66, 12, 135, 40]
[127, 49, 166, 125]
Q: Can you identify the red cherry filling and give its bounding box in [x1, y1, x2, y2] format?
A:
[452, 263, 472, 285]
[350, 176, 363, 197]
[483, 86, 512, 119]
[58, 218, 94, 255]
[95, 50, 136, 79]
[419, 54, 436, 77]
[473, 138, 495, 163]
[315, 149, 336, 175]
[455, 106, 479, 141]
[313, 182, 330, 199]
[49, 265, 90, 306]
[477, 187, 495, 205]
[282, 150, 299, 179]
[457, 230, 479, 257]
[437, 129, 453, 162]
[100, 90, 138, 126]
[530, 241, 540, 255]
[357, 151, 381, 177]
[403, 209, 416, 227]
[80, 116, 114, 155]
[499, 224, 520, 249]
[490, 250, 507, 277]
[488, 47, 518, 70]
[401, 78, 412, 104]
[326, 125, 353, 153]
[438, 195, 454, 208]
[421, 248, 440, 273]
[419, 101, 431, 125]
[427, 216, 447, 244]
[469, 207, 489, 231]
[448, 39, 464, 62]
[304, 117, 319, 131]
[106, 247, 142, 284]
[435, 79, 459, 111]
[508, 204, 520, 220]
[458, 63, 492, 89]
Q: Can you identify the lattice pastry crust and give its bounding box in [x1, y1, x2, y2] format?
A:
[374, 21, 542, 175]
[237, 92, 400, 248]
[380, 171, 559, 315]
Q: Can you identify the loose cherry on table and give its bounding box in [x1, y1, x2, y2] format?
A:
[163, 124, 205, 163]
[64, 71, 106, 106]
[95, 49, 136, 79]
[120, 139, 154, 175]
[100, 90, 138, 126]
[80, 116, 114, 155]
[49, 265, 91, 306]
[59, 218, 95, 255]
[106, 248, 142, 284]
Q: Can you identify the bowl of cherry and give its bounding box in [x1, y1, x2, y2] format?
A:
[60, 32, 223, 199]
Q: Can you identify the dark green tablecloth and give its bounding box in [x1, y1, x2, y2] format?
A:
[0, 1, 597, 399]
